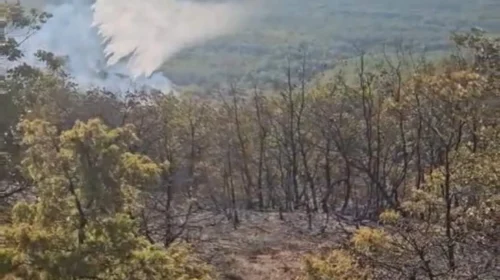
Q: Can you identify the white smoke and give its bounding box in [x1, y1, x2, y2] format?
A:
[93, 0, 250, 78]
[16, 0, 253, 92]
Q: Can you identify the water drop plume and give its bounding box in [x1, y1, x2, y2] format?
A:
[92, 0, 252, 78]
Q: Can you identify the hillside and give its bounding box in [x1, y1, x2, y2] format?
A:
[162, 0, 500, 87]
[4, 3, 500, 280]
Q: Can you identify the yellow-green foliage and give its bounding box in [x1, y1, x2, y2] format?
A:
[301, 249, 371, 280]
[0, 118, 213, 280]
[352, 227, 391, 254]
[378, 209, 400, 225]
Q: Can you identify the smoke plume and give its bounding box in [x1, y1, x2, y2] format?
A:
[16, 0, 252, 92]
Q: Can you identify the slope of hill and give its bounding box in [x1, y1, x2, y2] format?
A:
[161, 0, 500, 87]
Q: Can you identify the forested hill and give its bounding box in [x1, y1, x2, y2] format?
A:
[162, 0, 500, 87]
[4, 2, 500, 279]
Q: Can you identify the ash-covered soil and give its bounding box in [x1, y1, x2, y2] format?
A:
[184, 210, 361, 280]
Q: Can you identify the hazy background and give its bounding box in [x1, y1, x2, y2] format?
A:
[13, 0, 500, 91]
[159, 0, 500, 88]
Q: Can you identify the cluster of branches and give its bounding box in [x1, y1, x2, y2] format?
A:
[302, 30, 500, 279]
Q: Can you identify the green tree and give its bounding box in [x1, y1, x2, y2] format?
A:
[0, 118, 213, 279]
